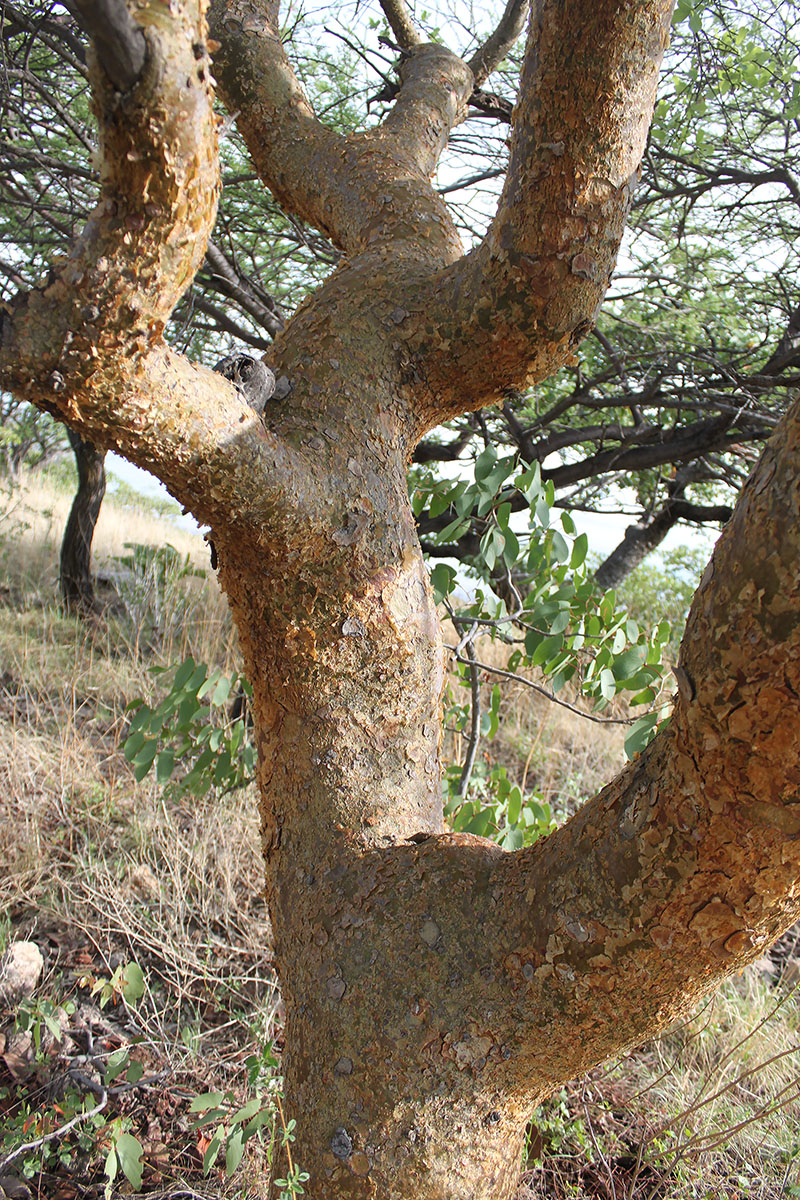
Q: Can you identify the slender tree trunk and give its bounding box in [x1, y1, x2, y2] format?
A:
[59, 428, 107, 612]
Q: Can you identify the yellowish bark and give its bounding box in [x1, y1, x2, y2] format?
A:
[3, 2, 800, 1197]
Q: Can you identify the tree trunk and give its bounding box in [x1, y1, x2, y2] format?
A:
[4, 1, 800, 1197]
[594, 505, 680, 589]
[59, 428, 107, 612]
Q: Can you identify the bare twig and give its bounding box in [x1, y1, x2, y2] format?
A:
[468, 0, 530, 87]
[445, 648, 655, 727]
[0, 1087, 108, 1173]
[457, 631, 481, 796]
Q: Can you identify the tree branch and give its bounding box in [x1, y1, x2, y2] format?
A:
[0, 0, 274, 526]
[208, 0, 353, 248]
[491, 393, 800, 1076]
[182, 291, 273, 350]
[468, 0, 530, 87]
[202, 239, 285, 337]
[377, 0, 422, 51]
[65, 0, 146, 91]
[376, 44, 474, 179]
[403, 0, 675, 433]
[209, 1, 469, 255]
[594, 496, 731, 590]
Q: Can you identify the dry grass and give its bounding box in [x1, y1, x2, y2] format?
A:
[0, 470, 275, 1197]
[520, 969, 800, 1199]
[1, 467, 799, 1199]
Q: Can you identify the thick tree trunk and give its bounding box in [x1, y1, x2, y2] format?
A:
[210, 269, 800, 1194]
[5, 2, 800, 1197]
[59, 428, 107, 612]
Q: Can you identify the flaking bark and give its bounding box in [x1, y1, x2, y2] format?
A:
[3, 1, 800, 1197]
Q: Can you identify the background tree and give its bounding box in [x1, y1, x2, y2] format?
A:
[2, 2, 800, 1199]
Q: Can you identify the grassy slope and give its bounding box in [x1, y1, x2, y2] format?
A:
[1, 469, 798, 1199]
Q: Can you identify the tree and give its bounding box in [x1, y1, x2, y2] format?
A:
[2, 0, 800, 1196]
[4, 1, 798, 599]
[59, 427, 106, 611]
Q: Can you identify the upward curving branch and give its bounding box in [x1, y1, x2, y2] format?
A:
[404, 0, 675, 435]
[377, 0, 422, 50]
[0, 0, 308, 533]
[208, 0, 354, 248]
[468, 0, 530, 86]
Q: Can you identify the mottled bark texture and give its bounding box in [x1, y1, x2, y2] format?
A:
[59, 429, 107, 612]
[2, 1, 800, 1197]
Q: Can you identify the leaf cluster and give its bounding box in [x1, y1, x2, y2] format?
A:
[123, 656, 255, 798]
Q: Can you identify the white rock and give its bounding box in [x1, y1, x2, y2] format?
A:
[0, 941, 44, 1006]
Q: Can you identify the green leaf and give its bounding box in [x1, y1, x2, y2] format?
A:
[611, 645, 647, 682]
[550, 530, 569, 563]
[173, 657, 197, 690]
[126, 1057, 145, 1084]
[430, 563, 456, 604]
[501, 527, 520, 567]
[230, 1098, 263, 1126]
[516, 463, 542, 502]
[104, 1145, 119, 1197]
[189, 1091, 227, 1113]
[122, 728, 146, 761]
[226, 1127, 245, 1177]
[121, 962, 145, 1004]
[501, 827, 524, 851]
[434, 516, 471, 542]
[105, 1048, 131, 1083]
[474, 444, 497, 481]
[549, 609, 570, 636]
[211, 675, 233, 706]
[570, 532, 588, 569]
[188, 662, 209, 693]
[507, 785, 522, 827]
[462, 807, 495, 837]
[599, 668, 617, 701]
[132, 738, 158, 770]
[624, 712, 659, 760]
[115, 1133, 144, 1189]
[156, 749, 175, 784]
[243, 1108, 275, 1140]
[203, 1127, 226, 1175]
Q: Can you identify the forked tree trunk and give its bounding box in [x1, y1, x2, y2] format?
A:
[210, 310, 800, 1196]
[59, 428, 107, 612]
[3, 1, 800, 1197]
